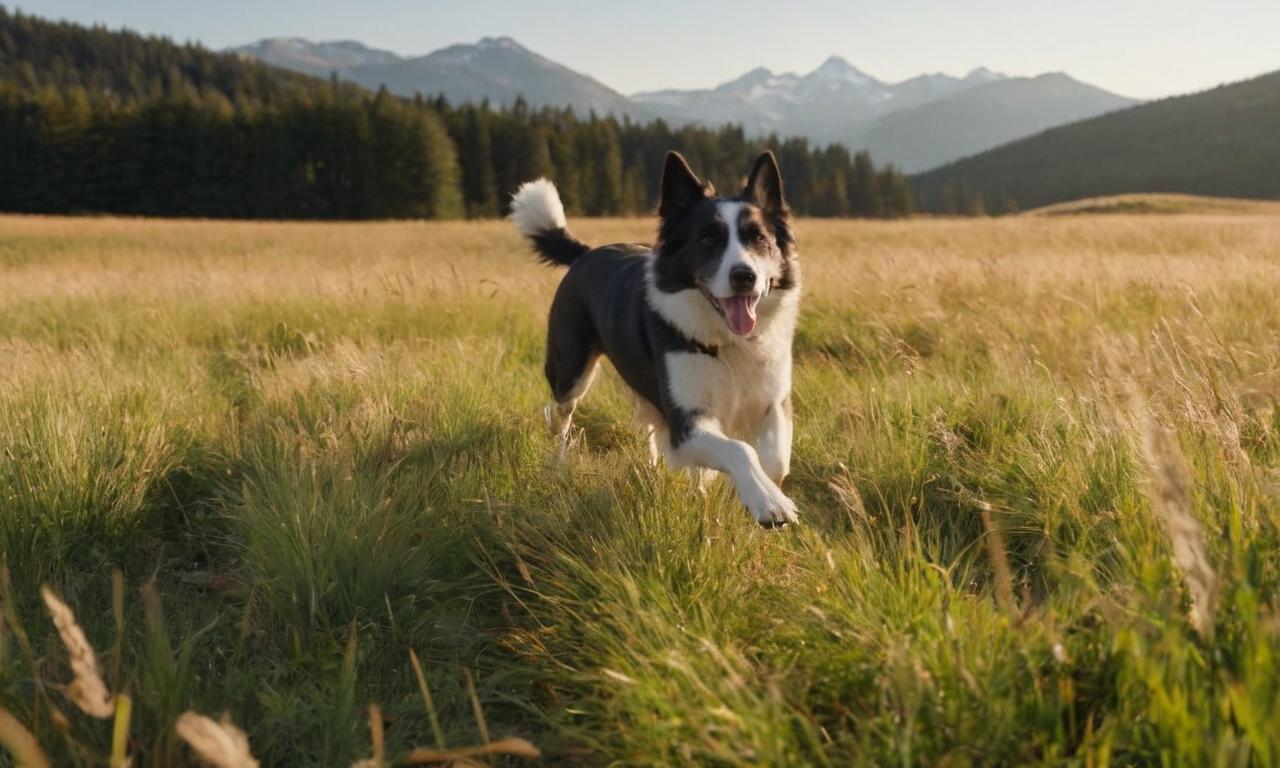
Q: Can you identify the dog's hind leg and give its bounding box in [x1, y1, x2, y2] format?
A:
[543, 282, 602, 455]
[545, 369, 598, 453]
[544, 347, 600, 457]
[633, 399, 665, 467]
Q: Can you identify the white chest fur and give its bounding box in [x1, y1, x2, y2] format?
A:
[663, 290, 798, 440]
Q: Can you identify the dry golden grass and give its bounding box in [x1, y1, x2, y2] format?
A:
[7, 210, 1280, 400]
[1024, 193, 1280, 217]
[174, 712, 258, 768]
[5, 211, 1280, 304]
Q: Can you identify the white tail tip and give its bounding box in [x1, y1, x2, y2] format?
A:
[510, 178, 567, 237]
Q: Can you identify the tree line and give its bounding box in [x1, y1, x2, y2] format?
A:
[439, 99, 912, 219]
[0, 6, 913, 220]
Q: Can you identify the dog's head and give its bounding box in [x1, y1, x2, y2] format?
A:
[652, 151, 797, 337]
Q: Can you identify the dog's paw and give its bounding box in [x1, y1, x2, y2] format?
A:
[544, 403, 579, 457]
[742, 481, 799, 528]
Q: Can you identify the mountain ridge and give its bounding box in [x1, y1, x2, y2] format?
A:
[628, 56, 1011, 146]
[856, 72, 1138, 172]
[231, 35, 637, 116]
[231, 35, 1137, 171]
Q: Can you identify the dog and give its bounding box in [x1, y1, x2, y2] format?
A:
[510, 151, 801, 526]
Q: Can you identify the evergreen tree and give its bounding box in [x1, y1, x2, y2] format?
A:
[814, 146, 851, 217]
[849, 151, 882, 217]
[419, 107, 464, 218]
[620, 160, 648, 214]
[571, 117, 623, 216]
[456, 105, 498, 217]
[877, 165, 913, 218]
[545, 110, 582, 214]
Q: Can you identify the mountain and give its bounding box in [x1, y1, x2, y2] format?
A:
[635, 61, 1132, 170]
[889, 67, 1006, 110]
[232, 36, 1137, 172]
[631, 57, 1006, 146]
[231, 38, 400, 76]
[231, 36, 636, 116]
[856, 73, 1137, 173]
[910, 70, 1280, 212]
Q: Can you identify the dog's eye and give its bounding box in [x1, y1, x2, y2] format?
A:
[752, 232, 768, 244]
[699, 235, 716, 248]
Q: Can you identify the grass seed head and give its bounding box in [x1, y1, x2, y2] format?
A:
[175, 712, 258, 768]
[39, 586, 114, 718]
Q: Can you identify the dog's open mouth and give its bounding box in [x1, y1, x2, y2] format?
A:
[699, 284, 760, 336]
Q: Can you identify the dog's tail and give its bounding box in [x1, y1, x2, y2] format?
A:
[510, 179, 590, 267]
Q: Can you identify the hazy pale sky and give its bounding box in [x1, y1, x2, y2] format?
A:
[16, 0, 1280, 99]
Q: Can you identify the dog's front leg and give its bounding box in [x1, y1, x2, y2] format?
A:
[667, 418, 798, 527]
[754, 397, 793, 485]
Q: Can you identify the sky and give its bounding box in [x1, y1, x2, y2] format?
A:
[15, 0, 1280, 99]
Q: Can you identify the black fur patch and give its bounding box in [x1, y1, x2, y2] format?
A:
[652, 151, 797, 298]
[741, 151, 798, 288]
[528, 227, 590, 266]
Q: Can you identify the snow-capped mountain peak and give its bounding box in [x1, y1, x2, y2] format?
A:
[808, 55, 878, 87]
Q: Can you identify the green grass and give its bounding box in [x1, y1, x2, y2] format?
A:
[1, 213, 1279, 765]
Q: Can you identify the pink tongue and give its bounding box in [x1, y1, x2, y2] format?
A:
[721, 295, 757, 336]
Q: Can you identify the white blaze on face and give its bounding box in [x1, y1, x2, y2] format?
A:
[707, 201, 764, 336]
[709, 202, 754, 297]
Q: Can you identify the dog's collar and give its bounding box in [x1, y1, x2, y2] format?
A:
[689, 338, 719, 357]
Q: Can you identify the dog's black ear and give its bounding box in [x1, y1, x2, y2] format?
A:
[743, 151, 785, 212]
[659, 151, 707, 220]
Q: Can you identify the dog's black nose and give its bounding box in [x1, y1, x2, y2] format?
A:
[728, 264, 757, 293]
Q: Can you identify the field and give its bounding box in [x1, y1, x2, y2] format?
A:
[2, 210, 1280, 766]
[1025, 193, 1280, 217]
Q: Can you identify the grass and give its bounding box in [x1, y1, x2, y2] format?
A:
[1, 211, 1279, 765]
[1024, 193, 1280, 217]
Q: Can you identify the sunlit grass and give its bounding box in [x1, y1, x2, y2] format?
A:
[1, 212, 1279, 764]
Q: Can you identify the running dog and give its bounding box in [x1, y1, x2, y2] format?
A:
[510, 151, 801, 526]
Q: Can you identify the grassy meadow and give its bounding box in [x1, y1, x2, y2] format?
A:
[2, 206, 1280, 765]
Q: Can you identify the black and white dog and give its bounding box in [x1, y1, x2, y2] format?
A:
[510, 151, 801, 526]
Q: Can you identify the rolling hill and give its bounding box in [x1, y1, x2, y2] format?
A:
[911, 70, 1280, 212]
[0, 7, 324, 105]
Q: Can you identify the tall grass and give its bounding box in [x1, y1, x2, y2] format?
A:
[1, 210, 1278, 764]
